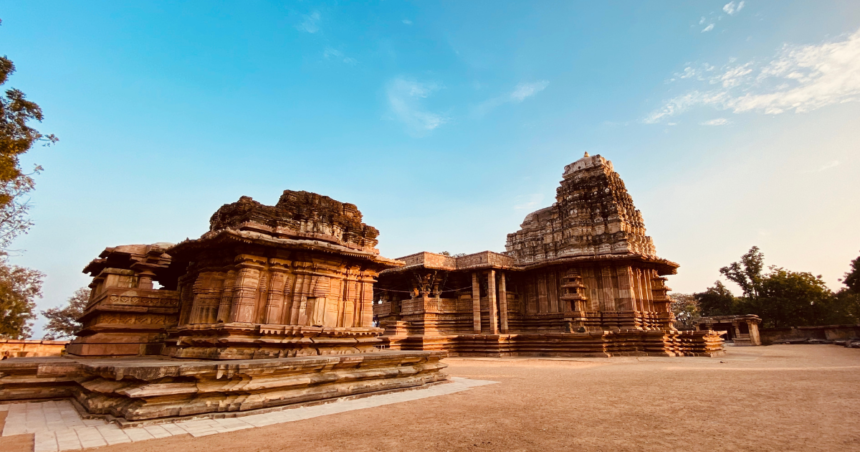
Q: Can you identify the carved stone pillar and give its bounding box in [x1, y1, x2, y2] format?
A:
[341, 277, 360, 328]
[487, 269, 498, 334]
[600, 266, 615, 311]
[472, 272, 481, 333]
[306, 275, 330, 327]
[280, 272, 296, 324]
[230, 265, 262, 323]
[137, 270, 156, 290]
[615, 265, 635, 311]
[499, 272, 509, 333]
[191, 272, 223, 324]
[289, 270, 308, 325]
[264, 270, 288, 324]
[359, 279, 375, 327]
[217, 270, 236, 323]
[634, 268, 645, 311]
[643, 269, 654, 311]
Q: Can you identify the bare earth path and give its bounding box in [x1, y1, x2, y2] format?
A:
[2, 345, 859, 452]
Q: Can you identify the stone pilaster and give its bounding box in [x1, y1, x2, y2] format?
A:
[289, 271, 307, 325]
[359, 278, 375, 327]
[615, 265, 635, 311]
[230, 263, 263, 323]
[264, 270, 287, 324]
[472, 272, 481, 333]
[600, 266, 615, 311]
[217, 270, 236, 322]
[280, 272, 296, 324]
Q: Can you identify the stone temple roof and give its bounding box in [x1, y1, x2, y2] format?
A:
[504, 152, 669, 267]
[207, 190, 381, 253]
[167, 190, 403, 269]
[381, 153, 679, 276]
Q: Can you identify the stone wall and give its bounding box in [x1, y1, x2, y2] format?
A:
[760, 325, 860, 344]
[0, 340, 68, 358]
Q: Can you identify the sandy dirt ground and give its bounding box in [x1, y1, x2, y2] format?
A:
[2, 344, 859, 452]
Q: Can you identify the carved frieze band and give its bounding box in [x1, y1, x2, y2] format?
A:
[107, 295, 179, 307]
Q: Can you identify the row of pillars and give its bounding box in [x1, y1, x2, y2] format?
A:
[471, 269, 508, 334]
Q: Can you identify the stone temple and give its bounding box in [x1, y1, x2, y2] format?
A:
[0, 191, 446, 423]
[0, 155, 722, 424]
[374, 153, 724, 357]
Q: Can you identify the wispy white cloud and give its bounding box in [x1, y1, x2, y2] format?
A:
[323, 47, 356, 65]
[723, 1, 745, 16]
[514, 194, 544, 210]
[718, 63, 753, 87]
[701, 118, 730, 126]
[473, 80, 549, 117]
[817, 160, 840, 171]
[386, 78, 447, 135]
[699, 17, 706, 25]
[402, 19, 412, 25]
[645, 28, 860, 123]
[702, 24, 715, 33]
[296, 11, 321, 33]
[510, 81, 549, 102]
[670, 63, 716, 82]
[800, 160, 841, 173]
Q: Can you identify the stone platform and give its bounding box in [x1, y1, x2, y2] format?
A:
[381, 330, 725, 357]
[0, 350, 447, 424]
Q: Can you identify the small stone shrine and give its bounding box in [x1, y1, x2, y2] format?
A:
[374, 153, 724, 357]
[696, 315, 762, 346]
[0, 191, 447, 423]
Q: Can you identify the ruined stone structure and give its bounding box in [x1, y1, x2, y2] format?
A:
[697, 315, 762, 346]
[68, 244, 177, 357]
[1, 191, 447, 422]
[375, 153, 724, 357]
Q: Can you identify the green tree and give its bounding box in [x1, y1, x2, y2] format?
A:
[830, 252, 860, 325]
[669, 293, 700, 330]
[0, 20, 57, 338]
[694, 281, 737, 316]
[703, 247, 857, 328]
[0, 56, 56, 247]
[719, 246, 764, 300]
[756, 267, 833, 328]
[0, 258, 43, 338]
[42, 287, 89, 340]
[827, 290, 860, 325]
[842, 252, 860, 293]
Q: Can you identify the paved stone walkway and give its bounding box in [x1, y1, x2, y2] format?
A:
[1, 377, 496, 452]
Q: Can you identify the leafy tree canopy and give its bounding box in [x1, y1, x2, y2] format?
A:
[755, 266, 832, 328]
[695, 280, 738, 317]
[42, 287, 89, 340]
[697, 247, 859, 328]
[843, 252, 860, 293]
[669, 293, 700, 330]
[0, 19, 56, 338]
[0, 257, 43, 339]
[719, 246, 764, 300]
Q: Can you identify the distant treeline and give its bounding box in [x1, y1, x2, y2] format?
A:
[672, 247, 860, 329]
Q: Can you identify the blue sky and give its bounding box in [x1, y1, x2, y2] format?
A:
[2, 1, 859, 336]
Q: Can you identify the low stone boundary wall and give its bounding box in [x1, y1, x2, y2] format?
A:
[760, 325, 860, 344]
[0, 339, 68, 358]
